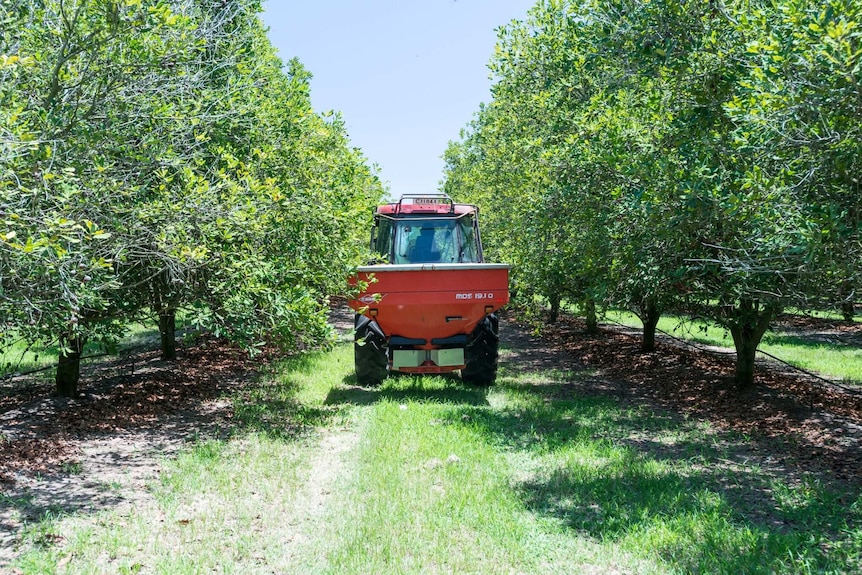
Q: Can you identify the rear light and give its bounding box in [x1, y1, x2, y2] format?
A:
[370, 308, 378, 317]
[484, 306, 494, 315]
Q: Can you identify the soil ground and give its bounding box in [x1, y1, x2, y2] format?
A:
[1, 309, 860, 565]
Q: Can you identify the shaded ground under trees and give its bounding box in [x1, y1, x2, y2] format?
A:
[1, 311, 860, 519]
[513, 312, 862, 484]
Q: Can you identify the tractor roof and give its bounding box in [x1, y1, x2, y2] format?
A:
[376, 194, 477, 216]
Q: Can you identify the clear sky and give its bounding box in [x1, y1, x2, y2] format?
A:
[259, 1, 535, 196]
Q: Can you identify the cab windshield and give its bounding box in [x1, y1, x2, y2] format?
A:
[374, 216, 480, 264]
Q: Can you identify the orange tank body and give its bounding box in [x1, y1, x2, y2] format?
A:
[350, 263, 509, 349]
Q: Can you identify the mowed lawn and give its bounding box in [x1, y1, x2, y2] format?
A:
[10, 343, 862, 574]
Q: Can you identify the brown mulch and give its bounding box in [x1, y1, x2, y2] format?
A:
[519, 312, 862, 485]
[0, 337, 269, 485]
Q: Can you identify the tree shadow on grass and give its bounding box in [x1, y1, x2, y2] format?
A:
[448, 375, 688, 457]
[513, 463, 809, 574]
[232, 398, 336, 441]
[232, 354, 493, 440]
[1, 342, 336, 563]
[325, 373, 491, 408]
[441, 372, 862, 574]
[231, 353, 341, 441]
[764, 332, 862, 349]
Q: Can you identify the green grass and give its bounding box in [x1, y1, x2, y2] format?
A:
[604, 309, 862, 384]
[11, 344, 862, 574]
[289, 371, 654, 575]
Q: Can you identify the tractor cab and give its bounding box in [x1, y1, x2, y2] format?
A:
[371, 194, 483, 264]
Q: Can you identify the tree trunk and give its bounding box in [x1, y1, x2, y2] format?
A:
[56, 334, 85, 398]
[640, 299, 661, 353]
[151, 270, 179, 360]
[727, 300, 774, 390]
[159, 309, 177, 360]
[841, 301, 856, 322]
[548, 293, 561, 324]
[584, 297, 598, 334]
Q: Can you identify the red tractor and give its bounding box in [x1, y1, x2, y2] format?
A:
[349, 194, 509, 386]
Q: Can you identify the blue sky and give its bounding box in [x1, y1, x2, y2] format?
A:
[260, 1, 535, 195]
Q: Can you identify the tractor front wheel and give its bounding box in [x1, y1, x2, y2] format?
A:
[354, 314, 388, 386]
[462, 313, 499, 386]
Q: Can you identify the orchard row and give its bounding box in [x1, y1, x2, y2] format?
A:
[444, 0, 861, 388]
[0, 1, 385, 395]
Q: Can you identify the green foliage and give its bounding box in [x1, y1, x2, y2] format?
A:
[726, 0, 862, 310]
[1, 0, 385, 386]
[444, 0, 862, 386]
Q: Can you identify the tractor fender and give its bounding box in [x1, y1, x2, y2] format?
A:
[355, 314, 386, 340]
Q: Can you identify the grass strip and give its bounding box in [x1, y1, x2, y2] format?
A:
[295, 373, 647, 575]
[10, 347, 353, 574]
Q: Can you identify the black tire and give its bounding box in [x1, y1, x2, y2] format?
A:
[462, 313, 499, 386]
[354, 314, 388, 386]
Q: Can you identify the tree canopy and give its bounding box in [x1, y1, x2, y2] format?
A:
[1, 0, 385, 395]
[444, 0, 861, 388]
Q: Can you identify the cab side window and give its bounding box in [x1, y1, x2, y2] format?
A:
[458, 216, 479, 263]
[374, 218, 395, 261]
